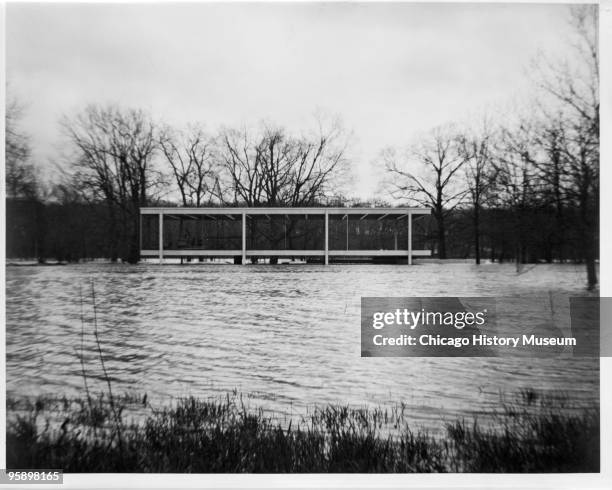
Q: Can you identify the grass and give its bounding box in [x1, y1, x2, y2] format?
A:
[6, 388, 599, 473]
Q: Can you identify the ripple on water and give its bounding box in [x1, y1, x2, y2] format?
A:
[5, 262, 599, 431]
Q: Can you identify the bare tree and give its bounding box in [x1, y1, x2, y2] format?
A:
[63, 104, 160, 263]
[218, 118, 348, 206]
[283, 118, 349, 206]
[534, 5, 599, 289]
[382, 125, 467, 259]
[218, 125, 274, 206]
[5, 93, 47, 262]
[494, 120, 542, 267]
[458, 118, 498, 264]
[553, 109, 598, 287]
[159, 124, 222, 206]
[5, 95, 37, 200]
[526, 115, 571, 263]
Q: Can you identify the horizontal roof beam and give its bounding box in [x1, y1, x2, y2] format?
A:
[141, 207, 430, 215]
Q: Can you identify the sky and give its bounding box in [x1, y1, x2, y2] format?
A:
[6, 2, 577, 199]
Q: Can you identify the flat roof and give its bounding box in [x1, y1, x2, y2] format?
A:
[140, 207, 430, 215]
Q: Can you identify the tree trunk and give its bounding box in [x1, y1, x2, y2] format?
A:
[126, 208, 140, 264]
[474, 204, 481, 265]
[582, 218, 597, 290]
[437, 215, 447, 259]
[127, 229, 140, 264]
[582, 202, 598, 290]
[34, 200, 46, 263]
[585, 249, 597, 290]
[108, 205, 119, 262]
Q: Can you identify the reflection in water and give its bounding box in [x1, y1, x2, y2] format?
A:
[5, 262, 599, 431]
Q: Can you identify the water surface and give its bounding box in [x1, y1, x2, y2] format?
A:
[5, 262, 599, 431]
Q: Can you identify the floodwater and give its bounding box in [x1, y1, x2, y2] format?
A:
[5, 262, 599, 431]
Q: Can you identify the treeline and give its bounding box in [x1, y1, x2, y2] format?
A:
[5, 7, 598, 288]
[7, 199, 113, 262]
[5, 198, 593, 267]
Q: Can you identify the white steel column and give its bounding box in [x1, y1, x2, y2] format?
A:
[345, 215, 349, 250]
[407, 211, 412, 265]
[242, 212, 247, 265]
[324, 210, 329, 265]
[158, 212, 164, 264]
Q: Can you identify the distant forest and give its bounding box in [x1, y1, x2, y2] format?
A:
[5, 6, 598, 288]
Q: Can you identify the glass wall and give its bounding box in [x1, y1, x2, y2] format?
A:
[328, 214, 409, 251]
[247, 214, 325, 250]
[162, 214, 242, 250]
[412, 215, 429, 251]
[141, 214, 159, 250]
[141, 211, 421, 253]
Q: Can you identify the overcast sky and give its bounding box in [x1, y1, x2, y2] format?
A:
[6, 2, 576, 198]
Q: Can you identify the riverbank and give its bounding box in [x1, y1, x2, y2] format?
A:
[6, 389, 599, 473]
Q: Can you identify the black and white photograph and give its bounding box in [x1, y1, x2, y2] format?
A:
[2, 0, 610, 487]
